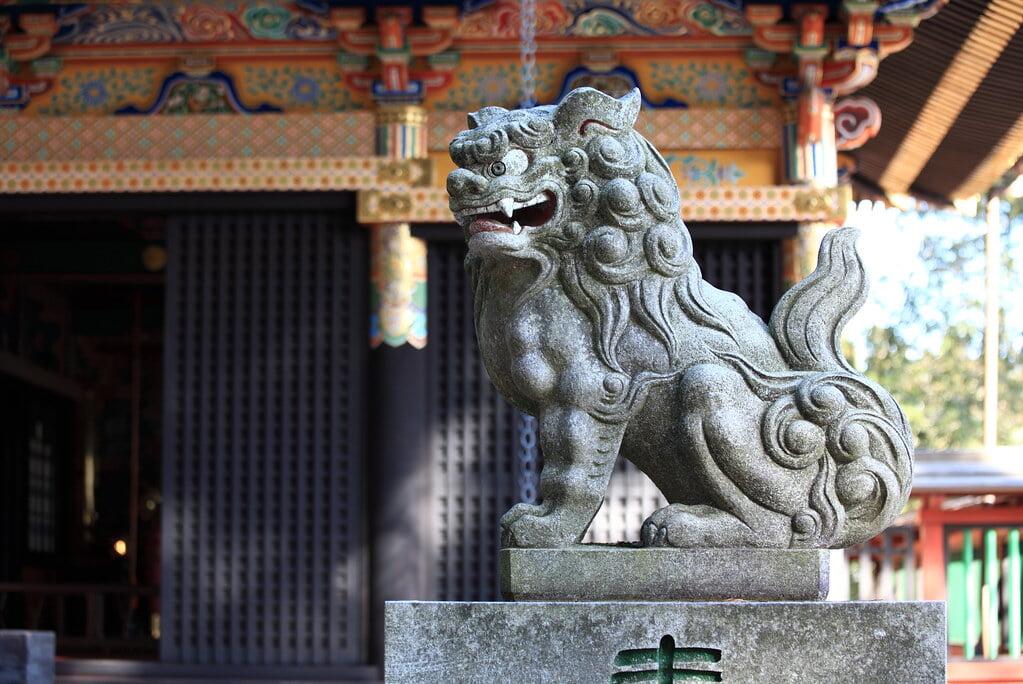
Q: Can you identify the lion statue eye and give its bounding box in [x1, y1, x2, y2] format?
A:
[490, 149, 528, 177]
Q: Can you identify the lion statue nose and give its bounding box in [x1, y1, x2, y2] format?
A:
[447, 168, 488, 197]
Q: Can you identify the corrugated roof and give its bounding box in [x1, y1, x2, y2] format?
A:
[914, 448, 1023, 492]
[853, 0, 1023, 203]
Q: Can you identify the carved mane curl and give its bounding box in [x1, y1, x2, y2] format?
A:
[523, 101, 740, 374]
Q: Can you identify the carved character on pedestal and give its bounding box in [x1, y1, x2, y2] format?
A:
[447, 87, 912, 549]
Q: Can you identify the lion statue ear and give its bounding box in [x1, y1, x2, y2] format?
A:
[467, 106, 509, 129]
[553, 87, 641, 137]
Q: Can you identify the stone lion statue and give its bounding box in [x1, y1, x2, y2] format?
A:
[447, 87, 912, 549]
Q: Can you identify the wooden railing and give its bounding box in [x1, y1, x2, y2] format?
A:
[845, 526, 917, 601]
[917, 506, 1023, 684]
[844, 517, 1023, 682]
[946, 526, 1023, 660]
[0, 582, 158, 657]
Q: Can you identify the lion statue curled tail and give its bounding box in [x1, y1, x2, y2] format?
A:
[447, 87, 912, 549]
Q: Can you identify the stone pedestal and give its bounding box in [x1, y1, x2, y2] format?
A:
[0, 630, 54, 684]
[501, 547, 829, 601]
[385, 600, 946, 683]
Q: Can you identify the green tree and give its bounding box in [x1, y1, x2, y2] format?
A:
[858, 205, 1023, 448]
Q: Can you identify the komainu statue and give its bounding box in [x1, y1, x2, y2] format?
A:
[447, 87, 912, 550]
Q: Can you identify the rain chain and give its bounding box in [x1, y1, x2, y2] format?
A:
[515, 410, 540, 504]
[514, 0, 540, 504]
[519, 0, 537, 108]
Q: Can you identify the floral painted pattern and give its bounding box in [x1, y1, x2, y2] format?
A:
[57, 6, 184, 44]
[36, 68, 158, 115]
[80, 80, 109, 107]
[114, 71, 280, 115]
[3, 112, 377, 163]
[457, 1, 572, 39]
[573, 9, 632, 36]
[648, 62, 772, 107]
[665, 153, 747, 186]
[241, 65, 364, 111]
[688, 4, 722, 29]
[291, 76, 320, 104]
[433, 62, 560, 111]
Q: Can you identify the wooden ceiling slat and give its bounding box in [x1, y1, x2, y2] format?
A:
[853, 0, 988, 191]
[877, 0, 1023, 195]
[940, 23, 1023, 198]
[911, 4, 1023, 200]
[954, 115, 1023, 199]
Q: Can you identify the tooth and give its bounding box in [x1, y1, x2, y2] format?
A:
[499, 198, 514, 218]
[512, 221, 522, 235]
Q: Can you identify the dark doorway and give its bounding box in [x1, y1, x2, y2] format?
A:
[0, 192, 368, 666]
[0, 210, 165, 655]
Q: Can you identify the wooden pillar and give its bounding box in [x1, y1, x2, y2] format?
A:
[745, 0, 929, 283]
[367, 103, 431, 664]
[782, 95, 841, 283]
[983, 193, 1001, 447]
[775, 6, 839, 283]
[370, 106, 428, 349]
[783, 92, 837, 188]
[919, 499, 947, 602]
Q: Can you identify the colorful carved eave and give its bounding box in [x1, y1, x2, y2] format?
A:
[0, 1, 766, 112]
[1, 1, 756, 57]
[0, 1, 849, 215]
[332, 6, 458, 101]
[0, 12, 60, 103]
[745, 3, 914, 96]
[358, 186, 848, 224]
[834, 96, 882, 150]
[746, 3, 914, 58]
[3, 156, 432, 194]
[4, 31, 50, 62]
[332, 7, 457, 57]
[744, 0, 929, 147]
[453, 0, 753, 45]
[3, 12, 56, 61]
[751, 50, 879, 95]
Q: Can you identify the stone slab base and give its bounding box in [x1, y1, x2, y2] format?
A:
[501, 546, 829, 601]
[0, 630, 54, 684]
[385, 600, 945, 683]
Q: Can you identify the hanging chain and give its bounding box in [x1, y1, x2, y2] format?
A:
[515, 411, 540, 504]
[519, 0, 537, 108]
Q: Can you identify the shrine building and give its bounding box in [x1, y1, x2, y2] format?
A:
[0, 1, 1020, 682]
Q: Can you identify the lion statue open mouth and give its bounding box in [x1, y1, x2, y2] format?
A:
[448, 87, 912, 549]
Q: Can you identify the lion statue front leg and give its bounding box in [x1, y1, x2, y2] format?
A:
[501, 406, 626, 547]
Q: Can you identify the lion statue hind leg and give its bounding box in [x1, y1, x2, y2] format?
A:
[639, 363, 814, 548]
[641, 503, 789, 547]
